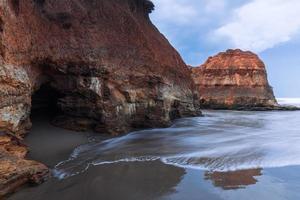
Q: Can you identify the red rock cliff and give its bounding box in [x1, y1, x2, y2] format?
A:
[0, 0, 200, 136]
[191, 49, 277, 109]
[0, 0, 200, 195]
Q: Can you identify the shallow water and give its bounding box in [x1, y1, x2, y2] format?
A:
[9, 98, 300, 200]
[54, 104, 300, 178]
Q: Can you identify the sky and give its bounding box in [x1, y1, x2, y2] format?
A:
[150, 0, 300, 98]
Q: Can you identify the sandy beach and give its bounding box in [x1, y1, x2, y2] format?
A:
[24, 111, 92, 168]
[7, 109, 300, 200]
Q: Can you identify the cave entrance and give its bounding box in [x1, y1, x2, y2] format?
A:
[31, 83, 62, 121]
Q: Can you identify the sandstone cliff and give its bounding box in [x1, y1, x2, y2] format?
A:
[0, 0, 200, 195]
[0, 0, 200, 136]
[191, 49, 278, 110]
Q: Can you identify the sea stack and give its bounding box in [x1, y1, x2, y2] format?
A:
[0, 0, 201, 196]
[191, 49, 278, 110]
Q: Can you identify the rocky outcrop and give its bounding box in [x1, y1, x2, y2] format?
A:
[191, 49, 278, 110]
[0, 64, 44, 137]
[0, 0, 200, 196]
[0, 0, 200, 137]
[0, 61, 48, 197]
[0, 134, 49, 197]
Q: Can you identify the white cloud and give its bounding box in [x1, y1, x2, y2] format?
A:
[149, 0, 234, 64]
[215, 0, 300, 52]
[151, 0, 227, 26]
[204, 0, 226, 13]
[151, 0, 198, 25]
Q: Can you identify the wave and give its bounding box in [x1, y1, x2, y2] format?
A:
[53, 110, 300, 179]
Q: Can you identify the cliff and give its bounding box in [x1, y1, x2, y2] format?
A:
[0, 0, 200, 135]
[0, 0, 200, 195]
[191, 49, 278, 110]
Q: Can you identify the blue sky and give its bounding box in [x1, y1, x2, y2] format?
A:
[150, 0, 300, 98]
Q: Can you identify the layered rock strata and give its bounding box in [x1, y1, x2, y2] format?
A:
[0, 0, 200, 195]
[191, 49, 278, 110]
[0, 0, 200, 136]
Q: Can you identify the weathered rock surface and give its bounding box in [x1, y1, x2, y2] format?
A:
[0, 0, 200, 196]
[0, 134, 49, 197]
[191, 49, 278, 110]
[0, 0, 200, 136]
[0, 64, 44, 137]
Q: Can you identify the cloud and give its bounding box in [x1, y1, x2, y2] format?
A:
[150, 0, 300, 64]
[151, 0, 227, 26]
[204, 0, 226, 13]
[215, 0, 300, 52]
[151, 0, 198, 25]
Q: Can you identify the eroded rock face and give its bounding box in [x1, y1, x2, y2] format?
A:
[0, 64, 44, 137]
[0, 134, 49, 197]
[191, 49, 277, 109]
[0, 53, 48, 198]
[0, 1, 200, 195]
[0, 0, 200, 136]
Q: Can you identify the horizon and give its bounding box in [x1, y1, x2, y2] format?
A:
[150, 0, 300, 98]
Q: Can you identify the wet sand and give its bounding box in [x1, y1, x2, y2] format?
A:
[9, 161, 186, 200]
[8, 108, 300, 200]
[24, 112, 91, 167]
[9, 160, 300, 200]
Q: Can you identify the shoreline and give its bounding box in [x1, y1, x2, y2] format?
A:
[200, 105, 300, 111]
[7, 107, 300, 200]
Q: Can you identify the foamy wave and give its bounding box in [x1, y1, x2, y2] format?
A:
[162, 154, 300, 172]
[53, 156, 160, 179]
[53, 110, 300, 179]
[54, 152, 300, 179]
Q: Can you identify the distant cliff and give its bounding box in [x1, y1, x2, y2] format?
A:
[191, 49, 278, 110]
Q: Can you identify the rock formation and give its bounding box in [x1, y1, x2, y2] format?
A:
[0, 0, 200, 196]
[0, 133, 49, 196]
[0, 0, 200, 136]
[191, 49, 278, 110]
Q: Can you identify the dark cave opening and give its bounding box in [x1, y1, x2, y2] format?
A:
[31, 83, 62, 119]
[169, 100, 181, 121]
[0, 17, 3, 32]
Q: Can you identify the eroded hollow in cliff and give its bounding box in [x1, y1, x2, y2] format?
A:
[31, 83, 62, 119]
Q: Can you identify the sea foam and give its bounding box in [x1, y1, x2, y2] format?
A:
[54, 99, 300, 179]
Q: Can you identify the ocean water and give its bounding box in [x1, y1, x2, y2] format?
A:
[53, 98, 300, 179]
[9, 98, 300, 200]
